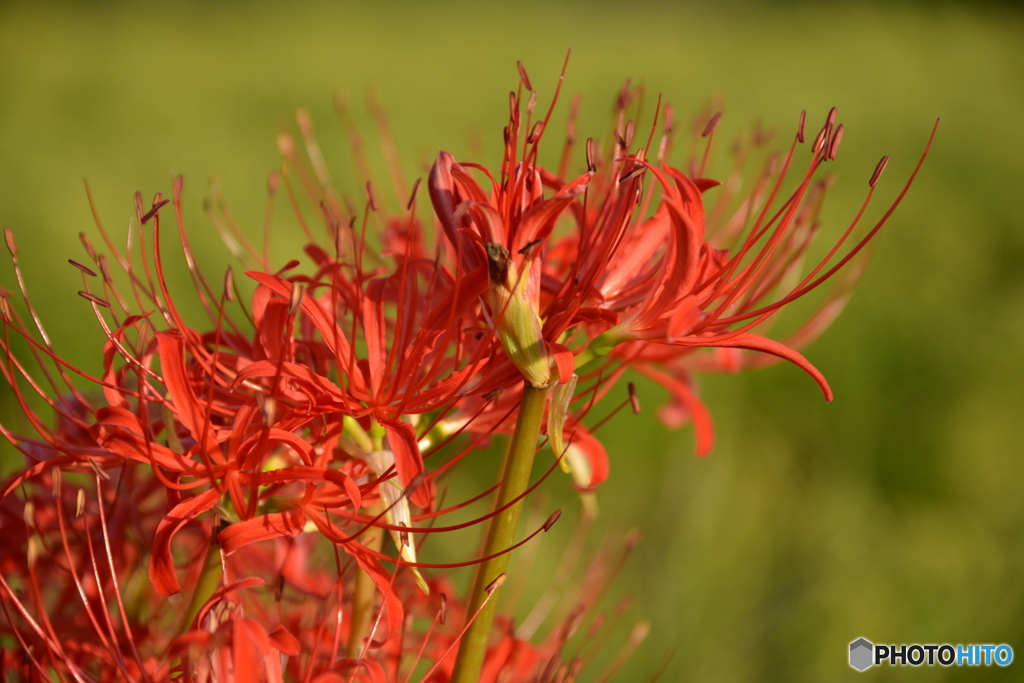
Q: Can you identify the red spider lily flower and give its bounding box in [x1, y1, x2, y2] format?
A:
[0, 100, 579, 679]
[0, 59, 934, 681]
[0, 179, 476, 660]
[428, 68, 935, 463]
[575, 107, 935, 454]
[0, 454, 637, 681]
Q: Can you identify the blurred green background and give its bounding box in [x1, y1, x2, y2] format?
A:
[2, 0, 1023, 680]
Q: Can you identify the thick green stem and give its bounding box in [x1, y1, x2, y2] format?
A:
[347, 500, 386, 658]
[450, 384, 548, 683]
[183, 538, 222, 632]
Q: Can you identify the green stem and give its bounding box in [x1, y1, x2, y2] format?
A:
[347, 500, 386, 658]
[450, 384, 548, 683]
[183, 538, 222, 631]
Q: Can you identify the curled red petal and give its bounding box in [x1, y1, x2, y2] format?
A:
[156, 330, 222, 460]
[693, 331, 833, 401]
[251, 465, 360, 509]
[569, 428, 611, 490]
[218, 509, 306, 555]
[267, 625, 301, 656]
[363, 278, 387, 397]
[148, 487, 221, 596]
[246, 271, 363, 395]
[546, 341, 575, 385]
[383, 419, 432, 509]
[510, 172, 591, 256]
[91, 406, 198, 473]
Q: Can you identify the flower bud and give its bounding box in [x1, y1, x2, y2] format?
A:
[486, 243, 551, 388]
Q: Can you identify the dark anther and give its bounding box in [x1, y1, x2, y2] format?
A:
[517, 238, 543, 256]
[78, 291, 110, 308]
[141, 199, 170, 225]
[68, 260, 97, 277]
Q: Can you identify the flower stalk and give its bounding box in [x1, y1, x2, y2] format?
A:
[347, 500, 386, 658]
[182, 534, 223, 632]
[450, 383, 548, 683]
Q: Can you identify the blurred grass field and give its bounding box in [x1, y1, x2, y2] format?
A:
[2, 0, 1023, 680]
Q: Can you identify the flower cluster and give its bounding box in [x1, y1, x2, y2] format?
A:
[0, 62, 934, 682]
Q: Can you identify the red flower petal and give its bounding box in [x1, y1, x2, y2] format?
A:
[148, 487, 221, 596]
[696, 331, 833, 402]
[383, 420, 432, 509]
[156, 330, 222, 461]
[217, 510, 306, 555]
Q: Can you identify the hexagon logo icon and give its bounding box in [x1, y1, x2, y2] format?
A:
[849, 638, 874, 671]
